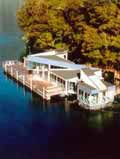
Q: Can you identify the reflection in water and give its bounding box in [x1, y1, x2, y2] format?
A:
[0, 0, 22, 33]
[0, 0, 23, 60]
[1, 69, 120, 159]
[88, 113, 104, 131]
[64, 98, 71, 119]
[87, 111, 113, 132]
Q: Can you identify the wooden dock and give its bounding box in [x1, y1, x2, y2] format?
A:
[2, 61, 64, 100]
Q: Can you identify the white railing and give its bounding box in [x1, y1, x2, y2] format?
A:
[2, 60, 18, 67]
[78, 95, 109, 107]
[103, 96, 112, 103]
[79, 96, 89, 105]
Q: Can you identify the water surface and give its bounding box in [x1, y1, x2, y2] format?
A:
[0, 0, 23, 60]
[0, 69, 120, 159]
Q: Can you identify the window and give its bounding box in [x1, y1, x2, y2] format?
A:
[79, 90, 83, 95]
[77, 73, 81, 79]
[64, 55, 66, 59]
[103, 91, 106, 96]
[51, 65, 65, 69]
[69, 82, 76, 91]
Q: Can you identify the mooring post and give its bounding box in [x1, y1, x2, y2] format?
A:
[11, 67, 13, 76]
[30, 78, 33, 91]
[48, 70, 50, 81]
[16, 71, 19, 81]
[43, 87, 45, 99]
[23, 57, 26, 67]
[23, 75, 25, 85]
[5, 64, 7, 72]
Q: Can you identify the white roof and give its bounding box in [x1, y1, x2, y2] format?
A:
[27, 56, 86, 69]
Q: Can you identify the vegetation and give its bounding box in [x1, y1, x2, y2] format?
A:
[17, 0, 120, 68]
[19, 49, 28, 62]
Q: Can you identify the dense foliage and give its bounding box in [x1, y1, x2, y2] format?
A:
[17, 0, 120, 67]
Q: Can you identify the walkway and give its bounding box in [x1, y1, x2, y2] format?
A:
[3, 61, 64, 100]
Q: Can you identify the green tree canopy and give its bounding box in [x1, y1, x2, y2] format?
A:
[17, 0, 120, 67]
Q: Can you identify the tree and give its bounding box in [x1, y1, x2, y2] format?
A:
[17, 0, 120, 68]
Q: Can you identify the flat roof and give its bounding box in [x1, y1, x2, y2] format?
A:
[55, 49, 68, 54]
[44, 49, 67, 54]
[37, 55, 73, 64]
[51, 70, 80, 80]
[82, 68, 96, 76]
[27, 56, 86, 69]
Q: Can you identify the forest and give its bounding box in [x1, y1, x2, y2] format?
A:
[17, 0, 120, 69]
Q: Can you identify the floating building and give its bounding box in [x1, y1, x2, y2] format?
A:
[3, 50, 116, 110]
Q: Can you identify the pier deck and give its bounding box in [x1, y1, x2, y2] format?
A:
[2, 61, 64, 100]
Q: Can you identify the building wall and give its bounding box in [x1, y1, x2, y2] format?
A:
[80, 70, 97, 89]
[89, 75, 106, 91]
[106, 86, 116, 101]
[94, 70, 103, 79]
[29, 51, 56, 57]
[98, 92, 103, 104]
[68, 77, 78, 83]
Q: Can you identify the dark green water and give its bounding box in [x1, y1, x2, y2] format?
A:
[0, 0, 23, 60]
[0, 0, 120, 159]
